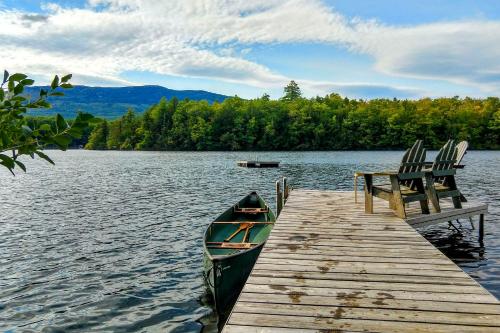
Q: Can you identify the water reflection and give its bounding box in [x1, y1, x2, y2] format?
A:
[0, 150, 498, 332]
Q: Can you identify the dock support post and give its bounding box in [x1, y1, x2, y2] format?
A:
[354, 173, 358, 203]
[283, 177, 289, 204]
[276, 180, 283, 217]
[479, 214, 484, 242]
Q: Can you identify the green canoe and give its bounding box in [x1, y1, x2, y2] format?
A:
[203, 191, 276, 321]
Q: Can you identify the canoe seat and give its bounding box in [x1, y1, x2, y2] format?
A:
[220, 242, 253, 249]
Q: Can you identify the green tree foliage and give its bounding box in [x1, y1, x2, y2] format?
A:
[86, 120, 108, 150]
[0, 71, 94, 174]
[83, 82, 499, 151]
[282, 80, 302, 101]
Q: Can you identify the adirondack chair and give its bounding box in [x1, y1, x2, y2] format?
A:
[361, 140, 430, 218]
[454, 140, 468, 202]
[425, 140, 464, 212]
[455, 141, 469, 168]
[425, 140, 468, 169]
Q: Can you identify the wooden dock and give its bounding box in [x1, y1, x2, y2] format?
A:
[223, 190, 499, 332]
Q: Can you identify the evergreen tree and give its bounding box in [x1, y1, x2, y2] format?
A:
[282, 80, 302, 101]
[85, 120, 108, 150]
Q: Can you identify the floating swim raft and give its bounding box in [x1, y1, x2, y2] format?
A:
[237, 161, 280, 168]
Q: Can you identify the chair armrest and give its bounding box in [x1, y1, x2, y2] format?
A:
[356, 170, 398, 177]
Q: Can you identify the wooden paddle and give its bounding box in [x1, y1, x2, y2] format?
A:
[224, 222, 254, 242]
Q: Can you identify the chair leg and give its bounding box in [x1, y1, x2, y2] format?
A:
[389, 198, 395, 210]
[452, 196, 462, 209]
[364, 175, 373, 214]
[425, 173, 441, 213]
[415, 179, 430, 214]
[459, 194, 467, 202]
[419, 200, 430, 214]
[390, 175, 406, 218]
[447, 176, 462, 209]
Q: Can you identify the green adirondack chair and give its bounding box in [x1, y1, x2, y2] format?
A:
[425, 140, 464, 212]
[362, 140, 430, 218]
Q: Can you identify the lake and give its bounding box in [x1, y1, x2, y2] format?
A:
[1, 150, 499, 332]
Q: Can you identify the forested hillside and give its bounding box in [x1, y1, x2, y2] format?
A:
[25, 85, 228, 119]
[83, 83, 499, 150]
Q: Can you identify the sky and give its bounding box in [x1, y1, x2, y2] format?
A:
[1, 0, 500, 99]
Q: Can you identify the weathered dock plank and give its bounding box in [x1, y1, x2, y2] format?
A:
[223, 190, 499, 332]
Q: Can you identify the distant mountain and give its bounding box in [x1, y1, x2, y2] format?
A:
[25, 85, 229, 119]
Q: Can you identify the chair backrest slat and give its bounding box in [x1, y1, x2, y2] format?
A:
[455, 141, 468, 166]
[433, 140, 457, 172]
[398, 140, 426, 188]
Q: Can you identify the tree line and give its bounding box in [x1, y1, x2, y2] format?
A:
[69, 82, 500, 150]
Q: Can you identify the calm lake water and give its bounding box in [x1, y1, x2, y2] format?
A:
[1, 150, 499, 332]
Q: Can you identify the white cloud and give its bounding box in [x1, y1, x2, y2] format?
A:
[0, 3, 300, 89]
[304, 80, 425, 99]
[354, 21, 500, 94]
[1, 0, 499, 97]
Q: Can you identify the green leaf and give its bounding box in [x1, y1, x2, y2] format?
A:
[39, 123, 52, 131]
[40, 89, 48, 97]
[8, 80, 14, 92]
[20, 79, 34, 86]
[0, 163, 15, 175]
[10, 73, 27, 81]
[51, 75, 59, 89]
[67, 127, 83, 138]
[0, 88, 4, 101]
[3, 70, 9, 83]
[56, 114, 68, 131]
[14, 83, 24, 95]
[34, 150, 55, 165]
[0, 131, 9, 146]
[14, 160, 26, 172]
[10, 96, 26, 102]
[22, 125, 33, 134]
[52, 134, 72, 148]
[75, 112, 94, 122]
[49, 92, 64, 96]
[60, 83, 73, 89]
[37, 100, 51, 108]
[0, 154, 15, 168]
[61, 74, 72, 83]
[89, 117, 103, 124]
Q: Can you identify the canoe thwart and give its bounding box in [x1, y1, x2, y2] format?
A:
[213, 221, 275, 225]
[234, 206, 269, 214]
[206, 241, 259, 249]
